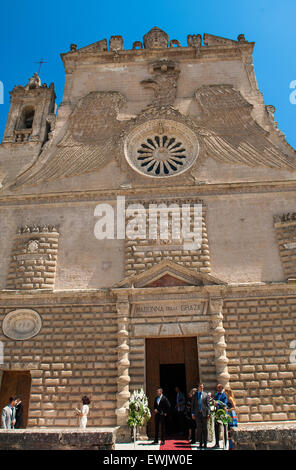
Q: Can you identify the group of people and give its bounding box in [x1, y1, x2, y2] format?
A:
[1, 396, 23, 429]
[1, 387, 237, 449]
[1, 395, 90, 430]
[153, 383, 238, 448]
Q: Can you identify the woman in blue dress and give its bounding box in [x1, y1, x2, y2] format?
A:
[225, 387, 238, 449]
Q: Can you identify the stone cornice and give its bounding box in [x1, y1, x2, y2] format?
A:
[0, 179, 295, 207]
[223, 282, 296, 299]
[0, 281, 295, 306]
[0, 288, 114, 305]
[61, 42, 254, 72]
[111, 282, 296, 301]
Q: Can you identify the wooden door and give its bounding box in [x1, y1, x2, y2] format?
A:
[146, 337, 199, 437]
[0, 371, 32, 428]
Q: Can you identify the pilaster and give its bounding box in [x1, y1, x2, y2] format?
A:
[209, 297, 230, 387]
[115, 297, 131, 441]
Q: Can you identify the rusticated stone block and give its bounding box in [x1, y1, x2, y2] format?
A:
[124, 199, 210, 276]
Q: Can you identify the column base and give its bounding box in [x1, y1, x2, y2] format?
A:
[114, 425, 132, 443]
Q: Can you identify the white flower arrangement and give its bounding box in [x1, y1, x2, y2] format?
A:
[127, 389, 151, 446]
[127, 389, 151, 428]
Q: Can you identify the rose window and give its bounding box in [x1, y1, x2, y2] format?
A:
[124, 119, 199, 178]
[137, 135, 189, 176]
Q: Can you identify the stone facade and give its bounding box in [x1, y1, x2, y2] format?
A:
[223, 293, 296, 422]
[0, 27, 296, 439]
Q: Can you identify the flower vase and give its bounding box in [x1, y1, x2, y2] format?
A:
[224, 424, 228, 450]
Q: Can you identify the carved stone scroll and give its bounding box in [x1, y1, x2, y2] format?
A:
[115, 300, 130, 440]
[209, 298, 230, 387]
[141, 60, 180, 107]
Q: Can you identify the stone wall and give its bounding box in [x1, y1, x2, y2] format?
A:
[0, 302, 118, 427]
[223, 296, 296, 422]
[0, 428, 116, 450]
[125, 201, 210, 277]
[230, 423, 296, 450]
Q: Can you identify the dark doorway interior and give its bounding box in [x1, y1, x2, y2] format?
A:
[159, 363, 187, 437]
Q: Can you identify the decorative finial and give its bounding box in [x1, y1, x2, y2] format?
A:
[237, 34, 246, 42]
[143, 27, 169, 49]
[25, 73, 41, 90]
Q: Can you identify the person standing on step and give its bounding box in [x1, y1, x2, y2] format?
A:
[225, 387, 238, 450]
[153, 388, 170, 445]
[191, 383, 210, 449]
[213, 383, 228, 449]
[175, 386, 186, 436]
[75, 395, 90, 429]
[14, 397, 24, 429]
[1, 397, 16, 429]
[185, 389, 197, 443]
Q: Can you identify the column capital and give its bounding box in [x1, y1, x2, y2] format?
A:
[116, 301, 130, 316]
[209, 297, 224, 314]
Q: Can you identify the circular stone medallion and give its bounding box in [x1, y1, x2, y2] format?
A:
[2, 309, 42, 340]
[124, 119, 199, 178]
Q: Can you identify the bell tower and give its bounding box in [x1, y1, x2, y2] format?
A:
[2, 73, 56, 145]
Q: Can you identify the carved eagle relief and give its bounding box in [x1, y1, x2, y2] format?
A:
[195, 85, 296, 169]
[10, 91, 126, 188]
[8, 84, 296, 189]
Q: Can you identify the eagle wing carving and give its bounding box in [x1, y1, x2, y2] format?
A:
[10, 91, 126, 188]
[195, 85, 296, 169]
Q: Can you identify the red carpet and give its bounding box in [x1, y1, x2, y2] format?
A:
[160, 440, 192, 450]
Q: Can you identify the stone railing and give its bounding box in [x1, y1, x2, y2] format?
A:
[14, 128, 32, 142]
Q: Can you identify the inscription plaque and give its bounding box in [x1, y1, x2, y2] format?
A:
[2, 309, 42, 340]
[134, 301, 205, 316]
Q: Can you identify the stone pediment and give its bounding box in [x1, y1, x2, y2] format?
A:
[66, 39, 108, 55]
[114, 260, 226, 288]
[203, 33, 242, 46]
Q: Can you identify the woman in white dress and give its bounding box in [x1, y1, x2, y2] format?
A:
[78, 395, 90, 429]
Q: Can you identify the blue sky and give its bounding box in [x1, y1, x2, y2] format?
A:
[0, 0, 295, 147]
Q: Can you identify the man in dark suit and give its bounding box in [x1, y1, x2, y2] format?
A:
[15, 397, 24, 429]
[175, 386, 186, 435]
[153, 388, 170, 445]
[191, 383, 210, 448]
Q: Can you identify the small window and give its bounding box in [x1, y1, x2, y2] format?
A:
[17, 106, 35, 130]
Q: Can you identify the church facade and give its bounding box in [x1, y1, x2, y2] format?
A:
[0, 27, 296, 439]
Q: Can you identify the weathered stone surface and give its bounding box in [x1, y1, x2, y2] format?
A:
[0, 428, 116, 450]
[230, 423, 296, 450]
